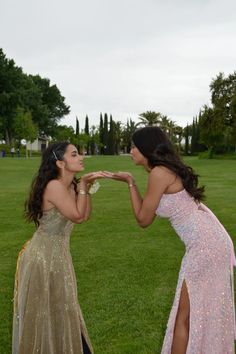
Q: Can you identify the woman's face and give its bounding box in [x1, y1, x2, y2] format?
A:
[62, 144, 84, 173]
[130, 145, 148, 167]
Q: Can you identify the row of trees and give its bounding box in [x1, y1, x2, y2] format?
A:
[56, 111, 184, 155]
[1, 48, 236, 155]
[185, 72, 236, 155]
[48, 72, 236, 156]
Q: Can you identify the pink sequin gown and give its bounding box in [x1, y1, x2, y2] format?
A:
[156, 189, 236, 354]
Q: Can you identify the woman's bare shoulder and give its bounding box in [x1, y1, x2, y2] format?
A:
[150, 165, 175, 178]
[45, 180, 65, 193]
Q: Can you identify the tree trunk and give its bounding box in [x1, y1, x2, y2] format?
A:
[5, 129, 11, 145]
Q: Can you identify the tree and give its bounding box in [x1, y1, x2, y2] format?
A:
[167, 120, 177, 143]
[199, 105, 224, 157]
[75, 116, 80, 151]
[174, 125, 183, 152]
[122, 118, 136, 153]
[13, 107, 38, 157]
[53, 125, 75, 143]
[84, 115, 90, 154]
[78, 133, 90, 154]
[210, 72, 236, 152]
[29, 75, 70, 137]
[160, 115, 171, 133]
[191, 114, 205, 154]
[103, 113, 109, 154]
[190, 118, 196, 155]
[90, 125, 100, 155]
[0, 49, 70, 143]
[230, 95, 236, 151]
[76, 116, 79, 135]
[99, 113, 104, 154]
[137, 111, 161, 126]
[113, 121, 122, 154]
[0, 49, 33, 144]
[108, 115, 115, 154]
[84, 115, 89, 135]
[184, 124, 190, 155]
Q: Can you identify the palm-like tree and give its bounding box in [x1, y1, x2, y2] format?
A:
[160, 115, 171, 133]
[174, 125, 183, 151]
[136, 111, 162, 127]
[159, 115, 178, 142]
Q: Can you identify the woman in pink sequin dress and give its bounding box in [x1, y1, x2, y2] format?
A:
[105, 126, 236, 354]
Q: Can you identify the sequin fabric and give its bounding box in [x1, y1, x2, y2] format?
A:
[156, 189, 236, 354]
[12, 207, 94, 354]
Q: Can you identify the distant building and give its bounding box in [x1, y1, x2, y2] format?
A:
[26, 136, 50, 152]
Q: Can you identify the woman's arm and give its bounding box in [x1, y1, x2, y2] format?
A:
[44, 172, 102, 223]
[84, 193, 92, 220]
[107, 167, 173, 228]
[82, 180, 101, 220]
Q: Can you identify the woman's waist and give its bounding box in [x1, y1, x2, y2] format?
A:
[34, 227, 71, 240]
[170, 207, 221, 229]
[28, 231, 71, 252]
[18, 236, 72, 266]
[171, 210, 232, 245]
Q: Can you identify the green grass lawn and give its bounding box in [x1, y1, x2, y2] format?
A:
[0, 155, 236, 354]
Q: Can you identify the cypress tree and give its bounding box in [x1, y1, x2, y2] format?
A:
[84, 115, 90, 154]
[76, 116, 79, 135]
[108, 114, 115, 154]
[75, 116, 80, 152]
[195, 117, 199, 152]
[85, 115, 89, 135]
[184, 124, 189, 155]
[99, 113, 104, 154]
[195, 113, 205, 153]
[103, 113, 108, 155]
[190, 118, 196, 154]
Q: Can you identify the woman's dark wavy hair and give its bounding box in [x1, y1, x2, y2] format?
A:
[132, 126, 205, 201]
[25, 142, 78, 226]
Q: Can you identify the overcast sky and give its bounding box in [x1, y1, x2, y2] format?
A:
[1, 0, 236, 130]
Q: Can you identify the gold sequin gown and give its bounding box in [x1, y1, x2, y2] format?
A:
[12, 207, 94, 354]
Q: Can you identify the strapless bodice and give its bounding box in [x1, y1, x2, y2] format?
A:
[156, 189, 198, 221]
[37, 207, 74, 238]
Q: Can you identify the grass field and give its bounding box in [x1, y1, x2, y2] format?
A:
[0, 155, 236, 354]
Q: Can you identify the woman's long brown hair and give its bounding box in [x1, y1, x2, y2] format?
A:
[25, 142, 78, 226]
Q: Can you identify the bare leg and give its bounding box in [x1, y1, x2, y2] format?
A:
[171, 280, 190, 354]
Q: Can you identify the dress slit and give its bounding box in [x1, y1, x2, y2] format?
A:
[170, 279, 191, 352]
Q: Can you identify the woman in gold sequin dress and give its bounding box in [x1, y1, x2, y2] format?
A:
[105, 126, 236, 354]
[13, 142, 104, 354]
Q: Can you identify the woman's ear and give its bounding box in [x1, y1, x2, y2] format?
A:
[56, 160, 65, 170]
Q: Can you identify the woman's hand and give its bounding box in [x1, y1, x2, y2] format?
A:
[80, 171, 105, 185]
[103, 171, 134, 185]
